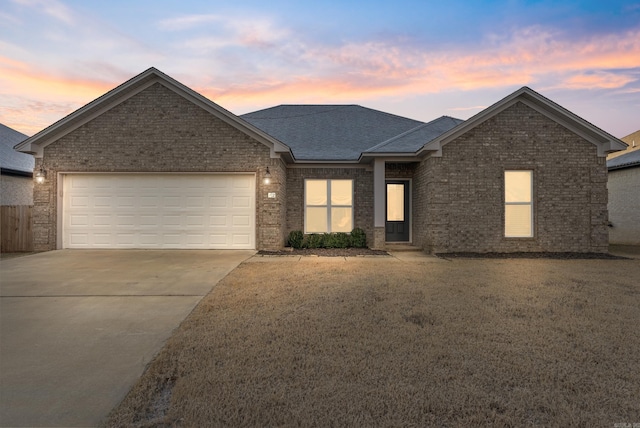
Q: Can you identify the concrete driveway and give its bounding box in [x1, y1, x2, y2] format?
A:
[0, 249, 254, 427]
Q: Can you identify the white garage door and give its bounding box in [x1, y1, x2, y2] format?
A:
[63, 174, 255, 249]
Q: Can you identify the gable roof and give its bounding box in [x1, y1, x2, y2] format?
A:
[0, 123, 33, 174]
[607, 149, 640, 171]
[241, 105, 424, 161]
[15, 67, 293, 161]
[419, 87, 627, 158]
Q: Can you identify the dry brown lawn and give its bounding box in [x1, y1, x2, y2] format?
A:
[105, 256, 640, 427]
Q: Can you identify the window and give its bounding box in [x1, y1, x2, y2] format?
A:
[305, 179, 353, 233]
[505, 171, 533, 237]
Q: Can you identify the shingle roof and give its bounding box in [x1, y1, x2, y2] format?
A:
[0, 123, 33, 173]
[241, 105, 425, 161]
[364, 116, 464, 154]
[607, 149, 640, 170]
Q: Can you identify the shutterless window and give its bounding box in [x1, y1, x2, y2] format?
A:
[305, 179, 353, 233]
[504, 171, 533, 237]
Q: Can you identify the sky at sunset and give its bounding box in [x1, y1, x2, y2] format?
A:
[1, 0, 639, 138]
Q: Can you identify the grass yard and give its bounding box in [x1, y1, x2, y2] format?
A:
[105, 256, 640, 427]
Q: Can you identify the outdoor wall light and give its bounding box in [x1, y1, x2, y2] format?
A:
[35, 169, 46, 184]
[263, 167, 271, 185]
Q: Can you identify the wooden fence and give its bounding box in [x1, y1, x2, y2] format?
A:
[1, 205, 33, 252]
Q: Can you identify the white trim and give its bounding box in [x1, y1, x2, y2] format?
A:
[15, 68, 294, 161]
[56, 173, 64, 249]
[418, 87, 627, 158]
[504, 170, 534, 238]
[59, 172, 257, 249]
[303, 179, 354, 233]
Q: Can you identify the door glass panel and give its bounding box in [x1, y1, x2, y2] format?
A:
[387, 184, 404, 221]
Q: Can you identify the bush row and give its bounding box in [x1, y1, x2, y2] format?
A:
[287, 228, 367, 249]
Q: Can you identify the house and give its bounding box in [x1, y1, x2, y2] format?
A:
[607, 129, 639, 160]
[607, 130, 640, 245]
[15, 67, 627, 253]
[1, 124, 33, 205]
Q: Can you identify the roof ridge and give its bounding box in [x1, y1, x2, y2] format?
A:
[243, 105, 355, 120]
[364, 115, 461, 153]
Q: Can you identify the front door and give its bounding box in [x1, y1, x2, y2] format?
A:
[385, 180, 410, 242]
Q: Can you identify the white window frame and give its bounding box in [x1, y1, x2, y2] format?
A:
[504, 170, 534, 238]
[304, 179, 354, 233]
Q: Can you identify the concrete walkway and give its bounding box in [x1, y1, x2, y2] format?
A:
[0, 249, 254, 427]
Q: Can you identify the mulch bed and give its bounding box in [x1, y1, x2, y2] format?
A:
[437, 252, 628, 259]
[257, 248, 390, 257]
[258, 249, 628, 259]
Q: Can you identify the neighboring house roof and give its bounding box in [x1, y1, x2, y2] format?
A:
[419, 87, 627, 158]
[14, 67, 294, 161]
[241, 105, 425, 161]
[609, 129, 640, 160]
[607, 149, 640, 171]
[0, 123, 33, 175]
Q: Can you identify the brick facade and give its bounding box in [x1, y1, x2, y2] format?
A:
[413, 101, 608, 253]
[285, 167, 374, 243]
[30, 80, 612, 254]
[33, 82, 285, 251]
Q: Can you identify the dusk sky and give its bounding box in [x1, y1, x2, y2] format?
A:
[1, 0, 639, 138]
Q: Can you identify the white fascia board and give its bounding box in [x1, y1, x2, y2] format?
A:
[416, 87, 627, 158]
[15, 67, 295, 161]
[15, 69, 160, 157]
[358, 153, 419, 163]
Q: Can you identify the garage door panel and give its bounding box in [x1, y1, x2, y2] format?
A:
[94, 196, 112, 207]
[233, 176, 251, 189]
[164, 196, 181, 208]
[63, 174, 255, 249]
[210, 196, 227, 208]
[69, 233, 89, 246]
[140, 215, 159, 227]
[210, 215, 227, 226]
[93, 215, 112, 227]
[232, 234, 251, 245]
[140, 196, 159, 208]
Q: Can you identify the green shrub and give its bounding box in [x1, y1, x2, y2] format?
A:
[325, 232, 350, 248]
[350, 228, 367, 248]
[304, 233, 325, 249]
[298, 230, 367, 249]
[287, 230, 304, 249]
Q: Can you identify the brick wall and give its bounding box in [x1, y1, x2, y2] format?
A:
[1, 175, 33, 205]
[33, 82, 285, 251]
[285, 167, 374, 244]
[414, 101, 608, 253]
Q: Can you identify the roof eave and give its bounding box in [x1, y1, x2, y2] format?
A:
[15, 67, 295, 161]
[608, 162, 640, 171]
[416, 87, 627, 158]
[358, 152, 420, 163]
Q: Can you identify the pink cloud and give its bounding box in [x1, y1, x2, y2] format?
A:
[1, 23, 638, 134]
